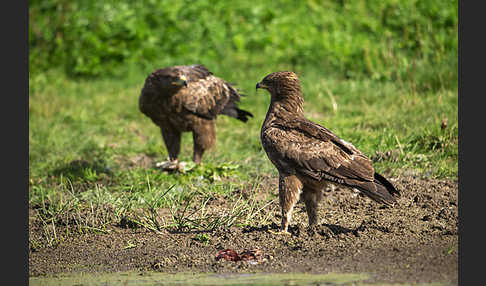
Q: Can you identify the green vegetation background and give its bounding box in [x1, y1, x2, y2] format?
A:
[29, 0, 457, 238]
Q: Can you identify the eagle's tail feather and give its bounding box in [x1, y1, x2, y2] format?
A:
[221, 105, 253, 122]
[221, 82, 253, 122]
[234, 108, 253, 122]
[356, 172, 400, 206]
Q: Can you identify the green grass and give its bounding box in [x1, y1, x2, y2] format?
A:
[29, 0, 457, 248]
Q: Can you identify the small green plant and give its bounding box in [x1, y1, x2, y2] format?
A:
[193, 233, 211, 245]
[123, 240, 136, 250]
[445, 244, 456, 255]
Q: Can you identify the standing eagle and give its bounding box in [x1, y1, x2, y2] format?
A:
[256, 71, 400, 234]
[139, 65, 253, 170]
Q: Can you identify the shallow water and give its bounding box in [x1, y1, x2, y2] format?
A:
[29, 272, 369, 286]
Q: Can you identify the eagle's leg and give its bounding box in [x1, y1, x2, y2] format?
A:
[192, 121, 216, 164]
[301, 183, 325, 227]
[276, 173, 303, 234]
[157, 128, 181, 170]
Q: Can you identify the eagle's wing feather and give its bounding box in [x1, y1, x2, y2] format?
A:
[178, 65, 239, 120]
[265, 117, 375, 184]
[182, 64, 213, 81]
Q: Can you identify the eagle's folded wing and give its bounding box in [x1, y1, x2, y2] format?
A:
[265, 119, 375, 184]
[179, 77, 229, 119]
[178, 65, 245, 120]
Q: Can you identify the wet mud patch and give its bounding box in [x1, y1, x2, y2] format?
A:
[29, 175, 458, 285]
[30, 272, 370, 286]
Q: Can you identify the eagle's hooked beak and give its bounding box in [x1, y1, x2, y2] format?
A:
[256, 82, 266, 90]
[180, 75, 188, 87]
[174, 75, 187, 87]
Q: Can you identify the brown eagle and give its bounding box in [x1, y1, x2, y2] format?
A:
[139, 65, 253, 170]
[256, 71, 400, 234]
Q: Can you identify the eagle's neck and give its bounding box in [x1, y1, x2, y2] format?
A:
[263, 94, 304, 128]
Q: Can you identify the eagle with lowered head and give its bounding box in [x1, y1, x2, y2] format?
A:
[256, 71, 400, 234]
[139, 65, 253, 170]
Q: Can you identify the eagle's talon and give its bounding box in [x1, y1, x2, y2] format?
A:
[155, 160, 179, 171]
[267, 229, 291, 236]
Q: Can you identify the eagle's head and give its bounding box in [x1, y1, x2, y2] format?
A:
[153, 68, 188, 89]
[256, 71, 304, 113]
[256, 71, 302, 99]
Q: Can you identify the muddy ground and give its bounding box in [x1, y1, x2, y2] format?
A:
[29, 175, 458, 285]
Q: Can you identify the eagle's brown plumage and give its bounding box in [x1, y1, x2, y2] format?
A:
[256, 71, 400, 233]
[139, 65, 253, 168]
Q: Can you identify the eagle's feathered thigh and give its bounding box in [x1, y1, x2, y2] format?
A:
[257, 71, 400, 233]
